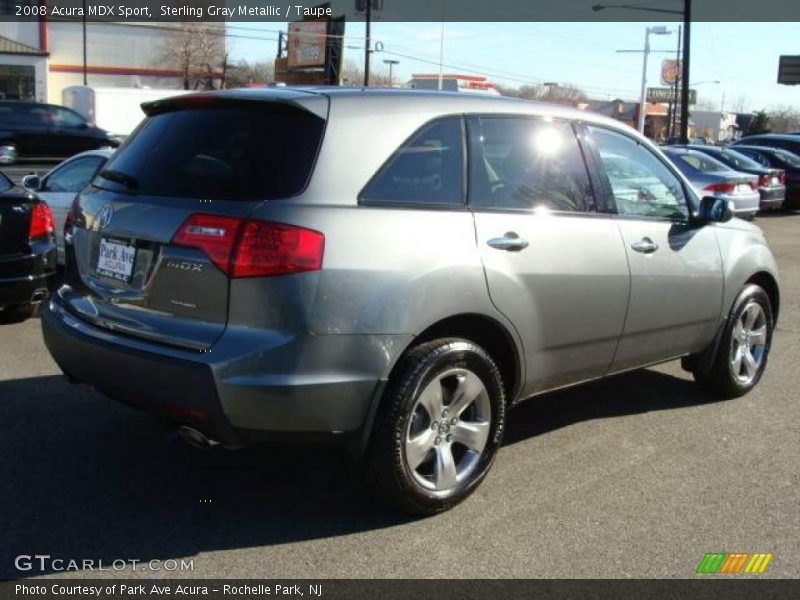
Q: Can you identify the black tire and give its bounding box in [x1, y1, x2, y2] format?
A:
[0, 303, 35, 323]
[694, 284, 774, 399]
[365, 338, 506, 515]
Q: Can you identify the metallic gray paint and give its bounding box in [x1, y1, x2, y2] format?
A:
[41, 89, 780, 445]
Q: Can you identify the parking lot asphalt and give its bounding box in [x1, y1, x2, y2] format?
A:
[1, 213, 798, 580]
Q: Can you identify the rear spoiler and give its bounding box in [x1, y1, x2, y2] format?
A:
[141, 89, 329, 120]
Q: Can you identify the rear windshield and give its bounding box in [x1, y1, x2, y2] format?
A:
[717, 149, 761, 170]
[673, 151, 729, 173]
[95, 103, 325, 200]
[771, 148, 800, 167]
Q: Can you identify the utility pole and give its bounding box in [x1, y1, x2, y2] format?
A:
[82, 0, 87, 85]
[679, 0, 691, 144]
[383, 59, 399, 87]
[364, 0, 371, 86]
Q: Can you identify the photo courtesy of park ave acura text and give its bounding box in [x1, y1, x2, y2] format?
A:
[0, 0, 799, 595]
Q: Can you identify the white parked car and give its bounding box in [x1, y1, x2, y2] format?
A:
[22, 148, 114, 265]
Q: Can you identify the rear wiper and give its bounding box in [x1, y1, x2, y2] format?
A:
[98, 169, 138, 190]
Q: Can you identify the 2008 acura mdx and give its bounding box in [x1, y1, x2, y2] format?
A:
[41, 88, 780, 514]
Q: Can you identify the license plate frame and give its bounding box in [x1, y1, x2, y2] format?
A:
[96, 237, 136, 282]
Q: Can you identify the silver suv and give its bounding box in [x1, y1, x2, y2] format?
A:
[41, 89, 780, 514]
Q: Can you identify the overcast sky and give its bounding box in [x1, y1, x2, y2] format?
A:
[227, 21, 799, 112]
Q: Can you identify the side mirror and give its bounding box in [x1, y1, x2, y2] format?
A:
[21, 174, 41, 191]
[698, 196, 734, 223]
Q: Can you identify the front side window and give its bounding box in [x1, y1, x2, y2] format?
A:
[589, 126, 689, 220]
[468, 116, 595, 212]
[50, 107, 86, 128]
[360, 117, 464, 206]
[44, 156, 106, 192]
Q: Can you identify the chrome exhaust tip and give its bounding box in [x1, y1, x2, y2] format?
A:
[177, 425, 220, 449]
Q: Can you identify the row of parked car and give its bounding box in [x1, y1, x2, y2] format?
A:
[662, 133, 800, 218]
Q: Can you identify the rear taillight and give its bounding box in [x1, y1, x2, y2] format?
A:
[758, 175, 769, 188]
[29, 202, 54, 241]
[172, 214, 242, 274]
[172, 214, 324, 278]
[231, 220, 324, 278]
[779, 172, 786, 184]
[703, 182, 735, 194]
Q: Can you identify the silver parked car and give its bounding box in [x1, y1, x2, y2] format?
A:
[663, 147, 760, 218]
[22, 148, 114, 265]
[41, 89, 780, 514]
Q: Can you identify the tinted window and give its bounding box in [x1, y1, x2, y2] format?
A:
[44, 156, 106, 192]
[590, 126, 689, 220]
[716, 149, 762, 171]
[361, 117, 464, 206]
[97, 104, 325, 200]
[50, 107, 86, 128]
[771, 148, 800, 167]
[0, 171, 12, 192]
[468, 117, 594, 212]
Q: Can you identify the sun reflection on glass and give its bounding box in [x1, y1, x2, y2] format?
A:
[532, 128, 563, 156]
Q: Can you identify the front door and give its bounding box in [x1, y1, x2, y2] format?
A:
[468, 116, 630, 396]
[585, 125, 724, 372]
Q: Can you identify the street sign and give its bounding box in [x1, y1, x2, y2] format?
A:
[647, 87, 697, 105]
[661, 60, 681, 85]
[778, 55, 800, 85]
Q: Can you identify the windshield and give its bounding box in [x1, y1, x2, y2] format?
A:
[96, 104, 325, 200]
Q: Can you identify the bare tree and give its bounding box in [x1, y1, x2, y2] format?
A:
[497, 83, 587, 106]
[339, 59, 392, 87]
[158, 24, 227, 90]
[766, 106, 800, 133]
[224, 60, 276, 88]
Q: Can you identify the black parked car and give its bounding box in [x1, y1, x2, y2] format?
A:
[731, 145, 800, 210]
[733, 133, 800, 157]
[683, 145, 786, 210]
[0, 171, 56, 321]
[0, 101, 119, 165]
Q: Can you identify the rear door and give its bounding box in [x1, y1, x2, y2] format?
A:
[61, 95, 327, 350]
[585, 125, 723, 372]
[468, 115, 630, 395]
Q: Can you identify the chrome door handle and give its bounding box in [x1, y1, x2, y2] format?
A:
[487, 232, 529, 252]
[631, 237, 659, 254]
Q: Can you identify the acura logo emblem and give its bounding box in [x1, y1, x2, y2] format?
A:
[97, 204, 114, 229]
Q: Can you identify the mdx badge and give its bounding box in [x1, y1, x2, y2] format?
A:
[165, 260, 204, 273]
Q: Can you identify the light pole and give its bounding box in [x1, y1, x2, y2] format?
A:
[639, 26, 671, 134]
[593, 1, 690, 143]
[383, 59, 399, 87]
[437, 0, 446, 90]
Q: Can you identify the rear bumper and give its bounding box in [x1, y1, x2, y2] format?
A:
[0, 247, 56, 307]
[41, 296, 410, 446]
[758, 186, 785, 209]
[720, 191, 760, 216]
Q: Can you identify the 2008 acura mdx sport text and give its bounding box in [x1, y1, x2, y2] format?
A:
[41, 88, 780, 514]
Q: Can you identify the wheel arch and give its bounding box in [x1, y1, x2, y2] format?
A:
[746, 271, 780, 325]
[399, 312, 523, 405]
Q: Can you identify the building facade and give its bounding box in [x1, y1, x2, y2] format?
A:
[0, 16, 223, 104]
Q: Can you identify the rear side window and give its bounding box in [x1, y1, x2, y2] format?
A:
[360, 117, 464, 206]
[96, 103, 324, 200]
[467, 116, 595, 212]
